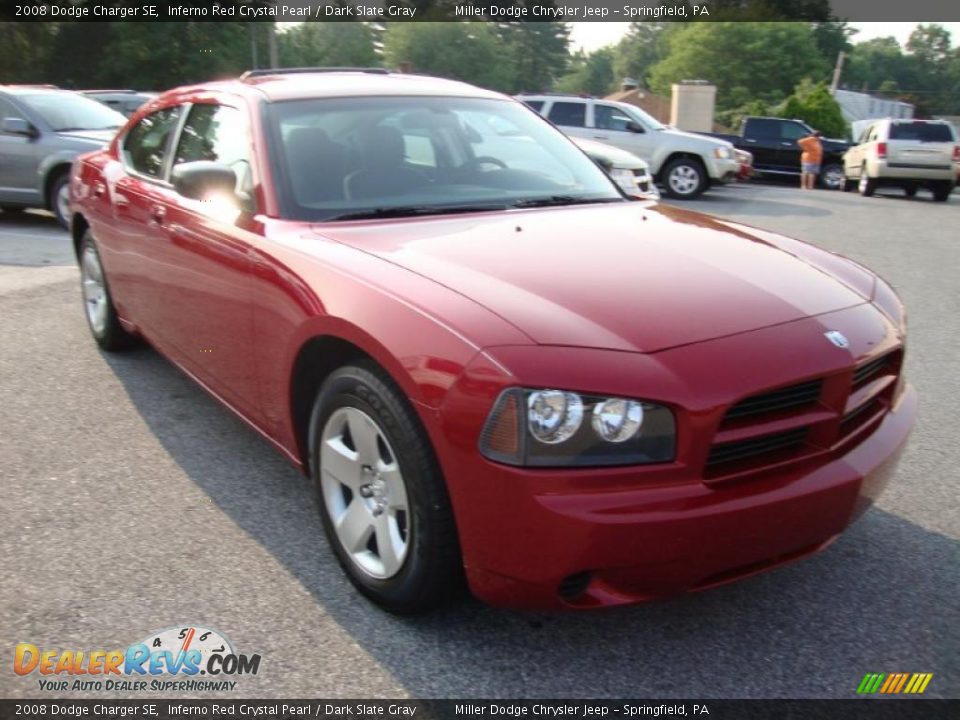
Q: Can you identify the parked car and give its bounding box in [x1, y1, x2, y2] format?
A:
[704, 116, 851, 189]
[79, 89, 158, 117]
[842, 118, 958, 201]
[0, 85, 125, 227]
[517, 93, 739, 200]
[70, 69, 915, 614]
[573, 137, 659, 200]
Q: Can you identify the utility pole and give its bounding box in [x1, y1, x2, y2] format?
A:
[267, 20, 279, 69]
[249, 22, 258, 69]
[830, 51, 846, 94]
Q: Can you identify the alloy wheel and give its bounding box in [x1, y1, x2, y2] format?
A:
[320, 406, 410, 579]
[81, 244, 108, 335]
[668, 164, 701, 196]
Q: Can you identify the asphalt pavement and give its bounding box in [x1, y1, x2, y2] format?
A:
[1, 184, 957, 700]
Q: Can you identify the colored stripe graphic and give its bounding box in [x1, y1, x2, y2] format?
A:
[858, 673, 933, 694]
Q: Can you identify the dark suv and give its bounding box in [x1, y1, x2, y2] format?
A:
[0, 86, 125, 227]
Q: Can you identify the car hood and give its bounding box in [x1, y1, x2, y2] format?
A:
[57, 129, 116, 145]
[312, 203, 870, 353]
[663, 127, 734, 150]
[574, 138, 648, 169]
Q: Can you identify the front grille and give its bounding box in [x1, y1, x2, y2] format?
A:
[707, 428, 808, 467]
[724, 379, 822, 421]
[853, 355, 890, 389]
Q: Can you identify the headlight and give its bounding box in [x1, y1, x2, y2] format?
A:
[480, 388, 676, 467]
[608, 167, 638, 194]
[714, 146, 732, 160]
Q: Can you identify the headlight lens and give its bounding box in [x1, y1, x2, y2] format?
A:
[608, 167, 637, 194]
[480, 388, 675, 467]
[527, 390, 583, 444]
[714, 146, 732, 160]
[592, 398, 644, 442]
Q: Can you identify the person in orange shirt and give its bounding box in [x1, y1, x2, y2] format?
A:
[797, 131, 824, 190]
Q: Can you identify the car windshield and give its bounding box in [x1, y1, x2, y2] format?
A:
[622, 105, 666, 131]
[20, 93, 126, 132]
[266, 96, 624, 221]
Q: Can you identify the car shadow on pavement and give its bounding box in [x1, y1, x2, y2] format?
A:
[104, 345, 959, 699]
[668, 192, 834, 219]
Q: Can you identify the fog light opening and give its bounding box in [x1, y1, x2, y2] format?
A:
[557, 571, 592, 602]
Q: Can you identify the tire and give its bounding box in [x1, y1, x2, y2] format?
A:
[842, 177, 856, 192]
[858, 166, 877, 197]
[932, 182, 952, 202]
[904, 185, 918, 198]
[661, 157, 707, 199]
[819, 163, 844, 190]
[79, 230, 136, 351]
[309, 364, 463, 614]
[48, 171, 70, 229]
[0, 205, 25, 215]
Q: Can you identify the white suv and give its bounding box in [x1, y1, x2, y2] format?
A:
[517, 94, 739, 199]
[843, 118, 958, 201]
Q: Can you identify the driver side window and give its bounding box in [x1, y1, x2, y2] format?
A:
[174, 104, 251, 194]
[594, 105, 634, 132]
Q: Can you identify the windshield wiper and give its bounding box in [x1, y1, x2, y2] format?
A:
[326, 204, 508, 221]
[510, 196, 622, 209]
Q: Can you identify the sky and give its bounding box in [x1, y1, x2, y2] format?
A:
[568, 21, 960, 52]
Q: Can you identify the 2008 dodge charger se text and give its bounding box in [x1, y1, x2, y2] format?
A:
[69, 69, 917, 613]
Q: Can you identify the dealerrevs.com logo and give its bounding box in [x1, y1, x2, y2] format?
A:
[14, 625, 261, 692]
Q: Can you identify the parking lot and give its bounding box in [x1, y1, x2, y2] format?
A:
[1, 182, 957, 699]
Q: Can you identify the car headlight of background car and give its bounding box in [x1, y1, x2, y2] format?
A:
[608, 167, 640, 194]
[480, 388, 676, 467]
[714, 146, 733, 160]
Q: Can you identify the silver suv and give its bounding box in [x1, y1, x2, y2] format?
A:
[843, 118, 957, 201]
[517, 93, 739, 199]
[0, 86, 126, 227]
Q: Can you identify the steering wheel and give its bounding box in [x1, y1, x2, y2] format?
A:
[461, 156, 508, 172]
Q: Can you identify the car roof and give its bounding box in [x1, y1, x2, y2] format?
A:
[0, 85, 65, 96]
[169, 71, 507, 104]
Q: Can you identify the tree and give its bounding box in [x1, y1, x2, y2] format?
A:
[649, 22, 829, 111]
[495, 22, 570, 94]
[779, 79, 848, 138]
[0, 23, 60, 84]
[554, 48, 615, 96]
[382, 22, 514, 92]
[277, 22, 379, 69]
[613, 21, 676, 89]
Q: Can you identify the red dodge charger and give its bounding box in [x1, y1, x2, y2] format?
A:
[70, 70, 916, 613]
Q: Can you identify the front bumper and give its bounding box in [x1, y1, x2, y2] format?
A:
[431, 306, 914, 610]
[706, 156, 741, 183]
[463, 383, 914, 609]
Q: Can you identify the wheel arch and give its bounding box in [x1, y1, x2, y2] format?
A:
[656, 152, 707, 181]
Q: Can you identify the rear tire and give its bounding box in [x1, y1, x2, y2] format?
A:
[842, 177, 856, 192]
[903, 185, 918, 198]
[309, 364, 463, 614]
[858, 166, 877, 197]
[661, 158, 707, 200]
[931, 182, 952, 202]
[79, 230, 136, 352]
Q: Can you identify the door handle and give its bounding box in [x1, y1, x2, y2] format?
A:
[93, 182, 106, 198]
[745, 138, 757, 143]
[781, 142, 795, 147]
[593, 135, 609, 140]
[150, 204, 166, 225]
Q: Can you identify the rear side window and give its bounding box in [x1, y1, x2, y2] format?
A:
[522, 100, 544, 113]
[889, 122, 954, 142]
[123, 106, 181, 179]
[174, 103, 251, 193]
[0, 96, 25, 121]
[548, 102, 587, 128]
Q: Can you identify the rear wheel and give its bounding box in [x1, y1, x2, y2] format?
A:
[932, 182, 953, 202]
[819, 163, 844, 190]
[858, 166, 877, 197]
[662, 158, 707, 199]
[309, 364, 463, 614]
[842, 177, 856, 192]
[903, 185, 918, 198]
[79, 231, 135, 351]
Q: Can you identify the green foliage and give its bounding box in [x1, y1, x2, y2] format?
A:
[715, 99, 773, 133]
[612, 21, 677, 89]
[778, 79, 848, 138]
[496, 22, 570, 94]
[382, 22, 514, 92]
[277, 22, 379, 69]
[554, 48, 615, 97]
[649, 22, 829, 111]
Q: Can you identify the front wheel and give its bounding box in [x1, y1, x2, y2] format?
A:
[819, 163, 844, 190]
[661, 158, 707, 199]
[49, 172, 71, 229]
[309, 364, 463, 614]
[79, 231, 136, 351]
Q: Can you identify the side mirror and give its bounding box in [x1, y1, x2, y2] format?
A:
[171, 161, 237, 201]
[626, 120, 645, 134]
[1, 117, 38, 138]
